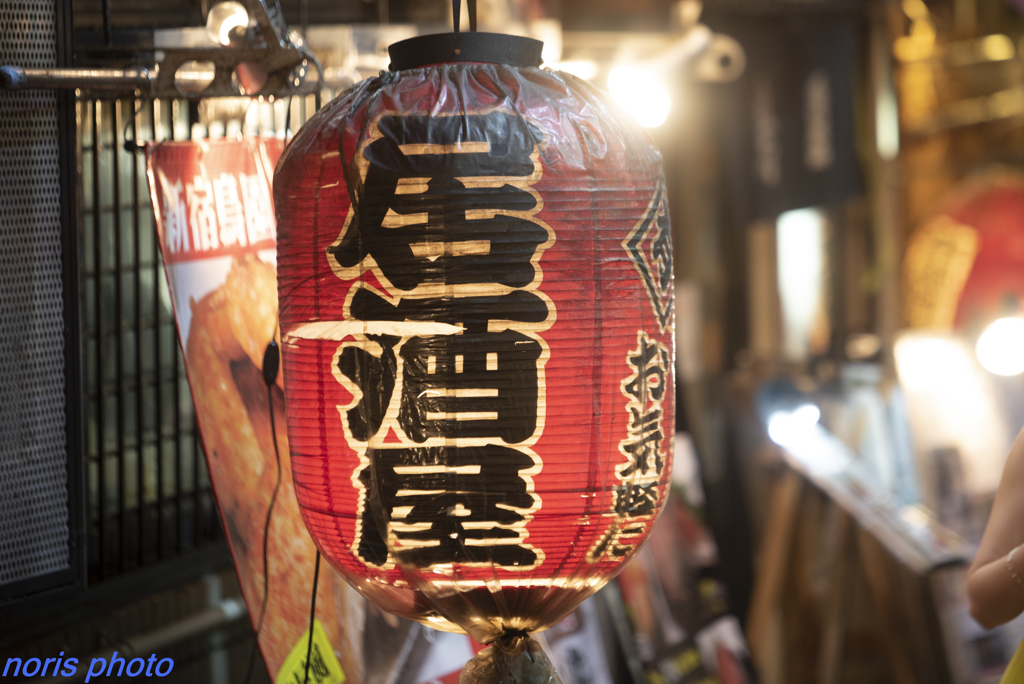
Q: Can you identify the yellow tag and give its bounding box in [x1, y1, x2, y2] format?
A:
[275, 619, 346, 684]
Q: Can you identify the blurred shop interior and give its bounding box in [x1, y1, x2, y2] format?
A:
[4, 0, 1024, 680]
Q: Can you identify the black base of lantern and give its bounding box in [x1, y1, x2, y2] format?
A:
[388, 32, 544, 71]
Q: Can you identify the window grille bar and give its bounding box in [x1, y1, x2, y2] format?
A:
[194, 419, 202, 545]
[90, 98, 106, 581]
[132, 98, 145, 569]
[172, 100, 185, 555]
[152, 97, 165, 560]
[174, 315, 183, 556]
[111, 99, 126, 576]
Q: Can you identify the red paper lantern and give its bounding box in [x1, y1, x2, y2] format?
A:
[905, 173, 1024, 332]
[275, 33, 675, 645]
[945, 175, 1024, 330]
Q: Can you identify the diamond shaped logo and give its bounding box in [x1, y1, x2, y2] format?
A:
[623, 182, 673, 333]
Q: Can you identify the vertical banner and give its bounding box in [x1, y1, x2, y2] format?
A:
[713, 14, 864, 224]
[147, 138, 364, 683]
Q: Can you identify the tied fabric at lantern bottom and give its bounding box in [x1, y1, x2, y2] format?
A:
[274, 29, 676, 675]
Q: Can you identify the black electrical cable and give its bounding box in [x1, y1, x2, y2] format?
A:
[102, 0, 111, 46]
[244, 340, 283, 684]
[303, 551, 322, 684]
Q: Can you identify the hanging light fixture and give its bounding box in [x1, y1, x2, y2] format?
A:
[0, 0, 317, 99]
[275, 2, 676, 677]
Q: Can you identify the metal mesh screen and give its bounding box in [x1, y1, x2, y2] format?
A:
[0, 0, 72, 585]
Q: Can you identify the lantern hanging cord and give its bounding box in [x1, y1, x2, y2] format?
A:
[451, 0, 477, 32]
[244, 339, 284, 684]
[303, 550, 322, 684]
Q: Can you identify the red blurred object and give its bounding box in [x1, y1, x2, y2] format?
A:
[717, 645, 752, 684]
[905, 173, 1024, 332]
[275, 35, 675, 644]
[946, 175, 1024, 330]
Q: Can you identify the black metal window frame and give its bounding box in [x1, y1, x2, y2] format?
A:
[0, 0, 340, 639]
[1, 8, 234, 642]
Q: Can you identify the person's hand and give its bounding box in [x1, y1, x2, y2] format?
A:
[966, 432, 1024, 630]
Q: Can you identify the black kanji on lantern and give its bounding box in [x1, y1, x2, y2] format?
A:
[329, 113, 547, 290]
[332, 110, 552, 570]
[358, 445, 539, 568]
[618, 333, 670, 479]
[588, 330, 671, 562]
[344, 287, 548, 444]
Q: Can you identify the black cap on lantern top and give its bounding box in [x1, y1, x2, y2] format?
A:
[388, 0, 542, 71]
[388, 32, 544, 71]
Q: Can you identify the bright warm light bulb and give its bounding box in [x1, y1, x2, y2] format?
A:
[976, 317, 1024, 376]
[607, 65, 672, 128]
[218, 14, 247, 44]
[206, 1, 249, 46]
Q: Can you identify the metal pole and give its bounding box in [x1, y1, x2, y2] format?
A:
[0, 66, 152, 91]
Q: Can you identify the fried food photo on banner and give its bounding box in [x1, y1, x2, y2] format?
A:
[186, 254, 364, 680]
